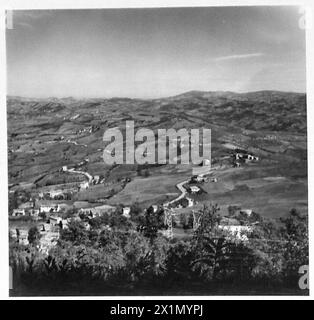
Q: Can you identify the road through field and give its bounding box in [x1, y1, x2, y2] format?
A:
[65, 167, 93, 183]
[164, 166, 215, 207]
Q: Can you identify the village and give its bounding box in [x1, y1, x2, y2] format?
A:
[9, 145, 261, 253]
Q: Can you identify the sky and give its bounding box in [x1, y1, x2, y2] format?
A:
[6, 6, 306, 98]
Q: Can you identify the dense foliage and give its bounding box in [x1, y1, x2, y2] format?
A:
[9, 206, 308, 295]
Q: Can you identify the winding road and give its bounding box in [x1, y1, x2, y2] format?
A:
[65, 167, 93, 184]
[164, 166, 215, 208]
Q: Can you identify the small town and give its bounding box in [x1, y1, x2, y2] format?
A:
[9, 146, 262, 255]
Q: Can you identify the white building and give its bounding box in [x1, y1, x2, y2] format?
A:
[219, 225, 253, 241]
[190, 186, 200, 194]
[49, 215, 62, 225]
[40, 204, 61, 213]
[79, 205, 116, 218]
[83, 222, 91, 230]
[123, 207, 131, 218]
[93, 175, 100, 184]
[49, 190, 64, 198]
[202, 159, 211, 166]
[30, 209, 40, 217]
[240, 209, 253, 216]
[79, 181, 89, 190]
[12, 209, 25, 216]
[187, 198, 195, 207]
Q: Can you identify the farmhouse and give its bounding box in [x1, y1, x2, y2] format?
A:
[190, 186, 200, 194]
[79, 204, 116, 218]
[92, 175, 100, 184]
[234, 152, 259, 163]
[219, 225, 253, 241]
[12, 209, 25, 216]
[30, 209, 40, 217]
[94, 204, 116, 216]
[202, 159, 211, 166]
[123, 207, 131, 218]
[79, 207, 95, 218]
[83, 221, 91, 230]
[240, 209, 253, 216]
[187, 197, 195, 207]
[79, 181, 89, 190]
[79, 207, 97, 218]
[190, 175, 206, 183]
[49, 215, 62, 226]
[219, 216, 254, 241]
[49, 189, 65, 199]
[37, 201, 61, 213]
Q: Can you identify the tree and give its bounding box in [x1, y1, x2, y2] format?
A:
[140, 208, 160, 242]
[228, 205, 240, 217]
[39, 211, 47, 221]
[140, 206, 165, 241]
[62, 208, 78, 219]
[180, 213, 188, 229]
[187, 213, 194, 229]
[9, 191, 18, 212]
[194, 204, 221, 238]
[143, 169, 150, 177]
[130, 201, 142, 217]
[192, 236, 230, 280]
[166, 240, 195, 280]
[280, 208, 309, 280]
[190, 204, 256, 281]
[191, 204, 229, 280]
[28, 226, 41, 245]
[109, 214, 132, 230]
[89, 213, 110, 230]
[60, 219, 89, 245]
[180, 213, 193, 229]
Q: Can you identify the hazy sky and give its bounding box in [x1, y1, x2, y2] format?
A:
[6, 6, 306, 98]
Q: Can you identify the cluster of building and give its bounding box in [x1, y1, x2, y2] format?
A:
[10, 202, 129, 254]
[187, 175, 217, 195]
[232, 150, 259, 167]
[11, 200, 62, 217]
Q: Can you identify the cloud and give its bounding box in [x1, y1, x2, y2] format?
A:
[214, 53, 265, 62]
[10, 10, 54, 29]
[13, 10, 54, 19]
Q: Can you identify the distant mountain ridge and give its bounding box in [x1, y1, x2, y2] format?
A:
[7, 90, 306, 104]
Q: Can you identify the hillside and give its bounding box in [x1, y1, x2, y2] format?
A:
[7, 90, 307, 218]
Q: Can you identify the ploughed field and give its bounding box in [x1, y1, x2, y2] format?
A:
[7, 90, 307, 219]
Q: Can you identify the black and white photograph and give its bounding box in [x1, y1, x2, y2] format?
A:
[3, 2, 312, 298]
